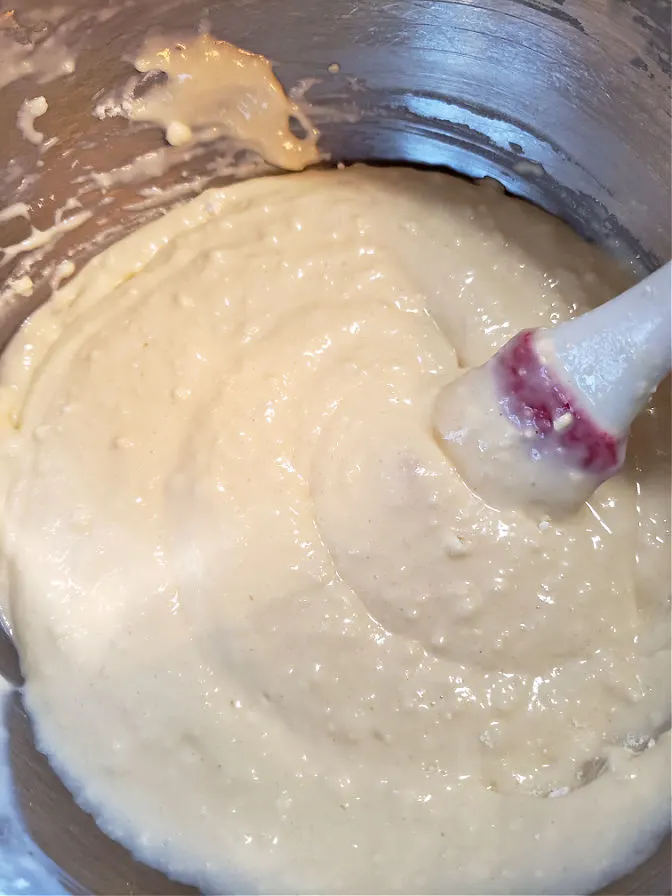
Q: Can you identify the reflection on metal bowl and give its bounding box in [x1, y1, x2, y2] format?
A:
[0, 0, 669, 892]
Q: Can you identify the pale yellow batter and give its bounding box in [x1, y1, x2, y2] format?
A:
[0, 165, 670, 894]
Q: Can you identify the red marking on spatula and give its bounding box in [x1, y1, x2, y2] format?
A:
[494, 329, 624, 475]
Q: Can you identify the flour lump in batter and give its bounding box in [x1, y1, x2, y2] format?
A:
[0, 165, 669, 894]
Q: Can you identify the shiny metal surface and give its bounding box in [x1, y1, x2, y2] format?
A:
[0, 0, 670, 892]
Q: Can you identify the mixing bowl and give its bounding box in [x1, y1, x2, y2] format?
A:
[0, 0, 670, 892]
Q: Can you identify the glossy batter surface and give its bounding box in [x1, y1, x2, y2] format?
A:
[0, 166, 669, 894]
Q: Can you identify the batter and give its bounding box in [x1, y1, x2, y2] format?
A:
[0, 165, 670, 894]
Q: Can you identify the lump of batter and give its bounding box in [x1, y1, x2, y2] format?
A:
[0, 166, 669, 894]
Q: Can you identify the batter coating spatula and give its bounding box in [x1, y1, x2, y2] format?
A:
[435, 262, 671, 515]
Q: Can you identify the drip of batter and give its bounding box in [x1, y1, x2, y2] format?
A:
[125, 33, 321, 170]
[16, 96, 49, 146]
[0, 164, 669, 894]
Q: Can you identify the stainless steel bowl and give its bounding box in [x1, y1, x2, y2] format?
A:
[0, 0, 670, 892]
